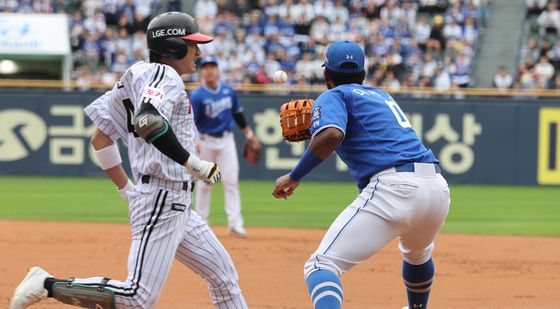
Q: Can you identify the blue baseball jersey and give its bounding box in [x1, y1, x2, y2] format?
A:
[309, 84, 438, 190]
[190, 82, 243, 134]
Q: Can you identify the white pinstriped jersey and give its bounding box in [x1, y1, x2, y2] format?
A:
[85, 61, 195, 182]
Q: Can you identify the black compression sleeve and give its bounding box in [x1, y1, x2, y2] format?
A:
[233, 112, 248, 130]
[151, 127, 191, 165]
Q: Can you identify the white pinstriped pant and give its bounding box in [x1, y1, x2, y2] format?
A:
[72, 181, 247, 309]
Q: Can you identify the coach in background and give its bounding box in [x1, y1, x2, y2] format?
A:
[191, 55, 261, 238]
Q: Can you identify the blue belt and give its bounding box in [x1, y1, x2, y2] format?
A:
[206, 131, 229, 138]
[394, 163, 441, 173]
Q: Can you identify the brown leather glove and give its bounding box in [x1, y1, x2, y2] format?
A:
[279, 98, 314, 142]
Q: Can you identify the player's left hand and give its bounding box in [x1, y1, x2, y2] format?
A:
[117, 179, 135, 203]
[272, 174, 299, 199]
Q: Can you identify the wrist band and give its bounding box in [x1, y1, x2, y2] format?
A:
[289, 148, 323, 181]
[95, 143, 122, 170]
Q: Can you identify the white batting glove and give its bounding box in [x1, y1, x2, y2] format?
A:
[117, 179, 135, 202]
[184, 155, 221, 185]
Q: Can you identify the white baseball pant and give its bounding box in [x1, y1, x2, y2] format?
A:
[71, 179, 247, 309]
[304, 163, 450, 278]
[195, 132, 244, 230]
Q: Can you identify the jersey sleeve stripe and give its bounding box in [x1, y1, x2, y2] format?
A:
[149, 65, 162, 87]
[153, 66, 166, 88]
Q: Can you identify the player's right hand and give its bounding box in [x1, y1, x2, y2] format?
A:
[184, 155, 221, 185]
[272, 174, 300, 199]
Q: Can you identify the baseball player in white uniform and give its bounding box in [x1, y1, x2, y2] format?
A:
[10, 12, 247, 309]
[190, 55, 261, 238]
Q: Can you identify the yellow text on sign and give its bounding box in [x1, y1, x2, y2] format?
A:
[538, 108, 560, 185]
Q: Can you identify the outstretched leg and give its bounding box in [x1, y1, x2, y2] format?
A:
[175, 210, 247, 308]
[11, 187, 190, 309]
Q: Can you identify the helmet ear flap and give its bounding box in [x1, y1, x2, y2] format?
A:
[162, 37, 188, 60]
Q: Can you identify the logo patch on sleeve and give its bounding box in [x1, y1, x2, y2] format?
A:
[142, 86, 165, 104]
[311, 106, 321, 128]
[171, 203, 187, 212]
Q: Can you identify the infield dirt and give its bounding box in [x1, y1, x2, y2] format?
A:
[1, 221, 558, 308]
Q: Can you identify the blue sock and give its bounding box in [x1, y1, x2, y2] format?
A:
[306, 269, 343, 309]
[402, 258, 435, 309]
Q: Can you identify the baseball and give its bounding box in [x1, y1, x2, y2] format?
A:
[273, 70, 288, 84]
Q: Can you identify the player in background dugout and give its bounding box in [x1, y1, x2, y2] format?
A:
[191, 55, 261, 238]
[273, 40, 450, 309]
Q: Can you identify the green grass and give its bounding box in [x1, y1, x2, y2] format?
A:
[1, 177, 559, 236]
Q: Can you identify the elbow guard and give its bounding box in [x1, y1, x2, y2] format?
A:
[134, 103, 169, 143]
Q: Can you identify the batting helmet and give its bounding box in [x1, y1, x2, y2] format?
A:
[146, 12, 213, 62]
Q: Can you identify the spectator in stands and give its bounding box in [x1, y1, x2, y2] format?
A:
[310, 15, 330, 42]
[330, 0, 349, 24]
[433, 64, 452, 91]
[93, 65, 116, 86]
[76, 66, 92, 91]
[419, 0, 448, 14]
[380, 0, 402, 25]
[314, 0, 333, 19]
[426, 15, 446, 52]
[264, 0, 280, 18]
[518, 62, 536, 89]
[195, 0, 218, 19]
[382, 70, 401, 90]
[462, 1, 480, 22]
[443, 19, 463, 40]
[231, 0, 253, 18]
[527, 0, 549, 15]
[534, 55, 555, 87]
[550, 41, 560, 70]
[4, 0, 487, 89]
[422, 52, 438, 78]
[537, 1, 560, 35]
[292, 0, 315, 35]
[540, 38, 553, 58]
[493, 65, 513, 89]
[548, 72, 560, 88]
[521, 38, 541, 64]
[401, 0, 417, 29]
[445, 2, 464, 25]
[414, 16, 432, 51]
[452, 52, 471, 87]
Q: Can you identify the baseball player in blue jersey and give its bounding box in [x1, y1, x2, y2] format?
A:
[191, 55, 261, 237]
[273, 40, 450, 309]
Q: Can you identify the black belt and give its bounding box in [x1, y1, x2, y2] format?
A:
[206, 131, 229, 138]
[394, 163, 441, 173]
[141, 175, 194, 192]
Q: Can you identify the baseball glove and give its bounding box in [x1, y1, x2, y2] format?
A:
[243, 137, 261, 164]
[279, 98, 314, 142]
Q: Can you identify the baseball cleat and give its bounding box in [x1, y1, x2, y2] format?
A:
[229, 226, 248, 238]
[10, 267, 51, 309]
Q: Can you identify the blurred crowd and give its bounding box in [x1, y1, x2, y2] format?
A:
[494, 0, 560, 90]
[1, 0, 488, 90]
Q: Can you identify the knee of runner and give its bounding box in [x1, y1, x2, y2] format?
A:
[119, 280, 159, 309]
